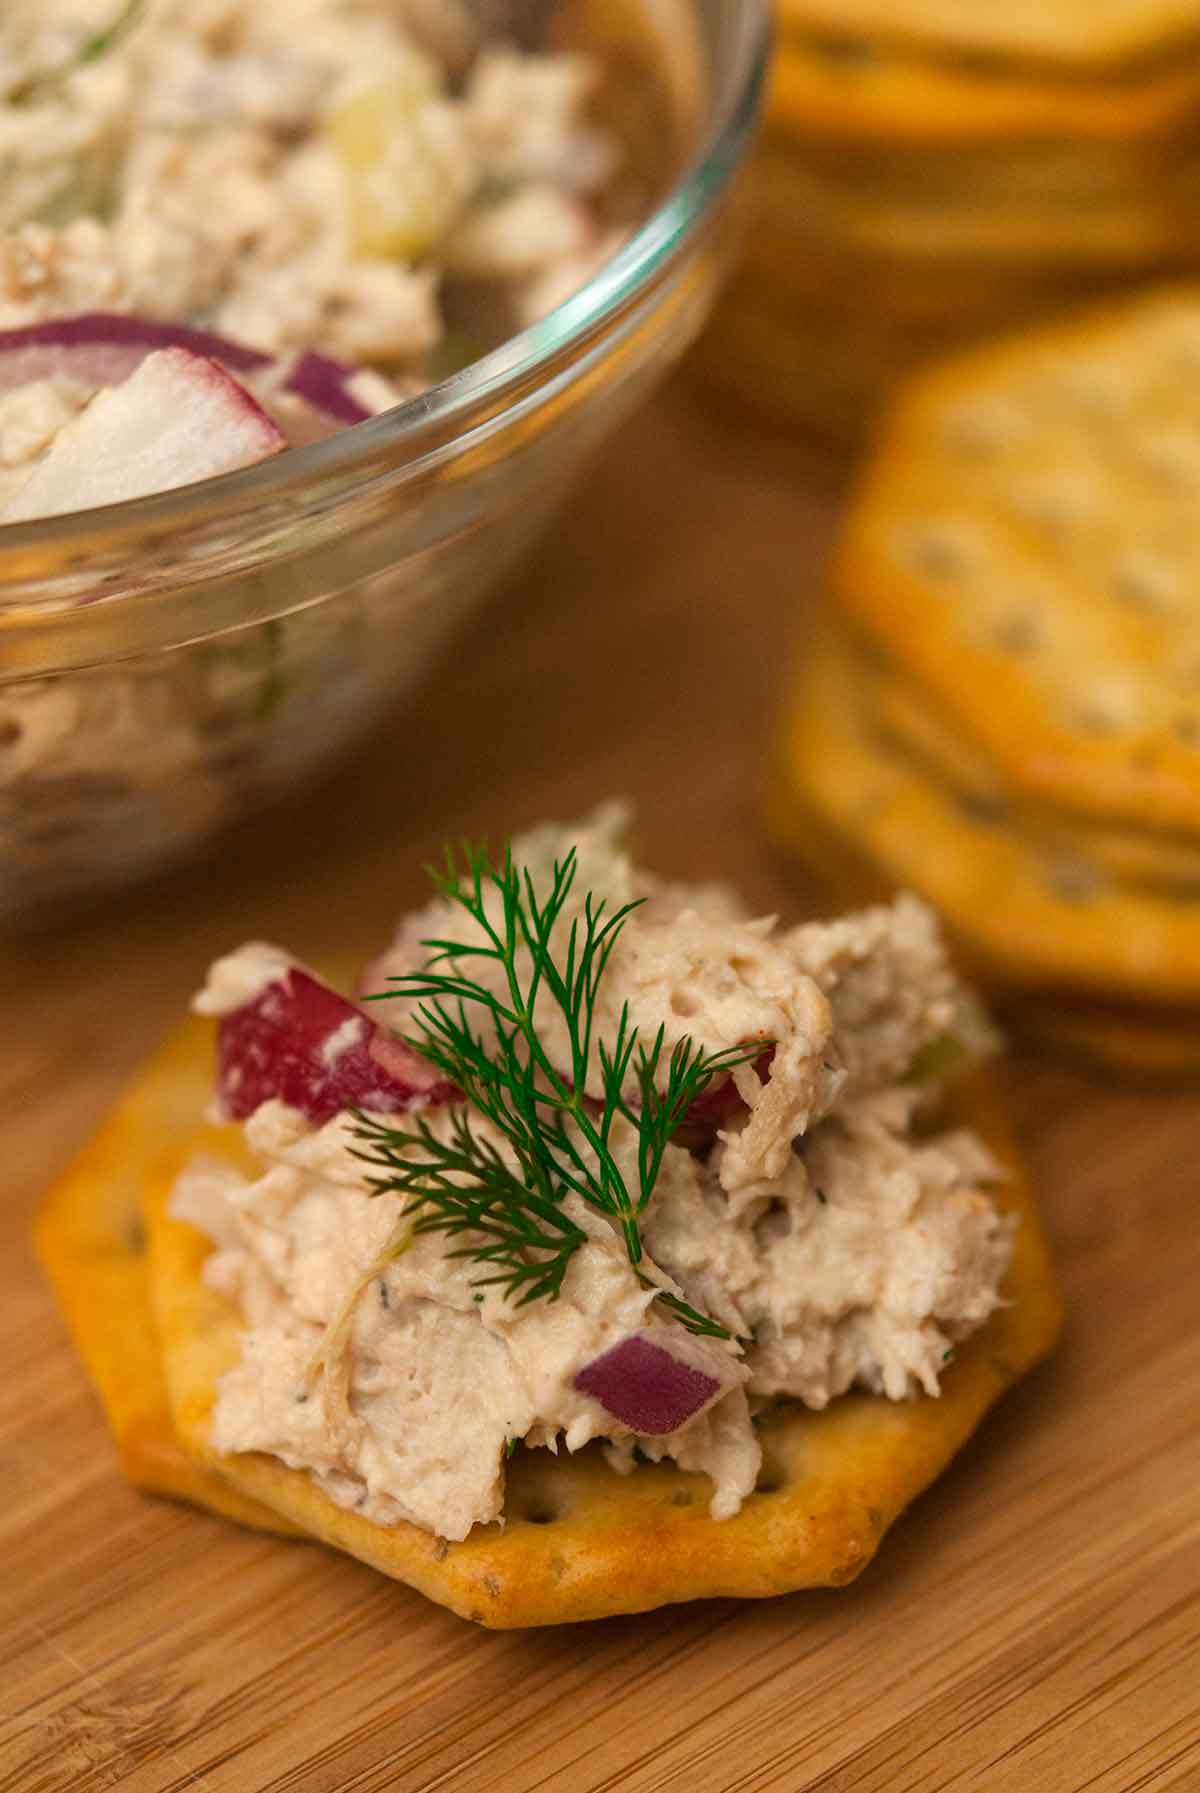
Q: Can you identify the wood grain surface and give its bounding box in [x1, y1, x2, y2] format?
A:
[3, 382, 1199, 1793]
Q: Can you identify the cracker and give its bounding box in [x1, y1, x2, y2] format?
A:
[1011, 992, 1200, 1075]
[699, 282, 933, 437]
[750, 142, 1200, 267]
[736, 236, 1122, 326]
[772, 624, 1200, 1001]
[834, 287, 1200, 834]
[870, 655, 1200, 895]
[32, 1024, 299, 1536]
[140, 1018, 1059, 1629]
[773, 0, 1200, 73]
[702, 250, 1120, 436]
[795, 135, 1200, 213]
[769, 34, 1200, 146]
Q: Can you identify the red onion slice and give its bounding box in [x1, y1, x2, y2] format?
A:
[0, 313, 271, 396]
[280, 350, 373, 425]
[216, 967, 457, 1123]
[0, 314, 373, 436]
[574, 1335, 721, 1435]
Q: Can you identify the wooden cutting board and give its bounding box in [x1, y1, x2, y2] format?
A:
[3, 383, 1198, 1793]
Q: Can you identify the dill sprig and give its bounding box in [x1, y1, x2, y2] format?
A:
[352, 843, 764, 1338]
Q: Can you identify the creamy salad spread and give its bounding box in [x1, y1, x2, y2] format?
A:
[173, 809, 1014, 1544]
[0, 3, 631, 912]
[1, 1, 616, 364]
[0, 0, 622, 509]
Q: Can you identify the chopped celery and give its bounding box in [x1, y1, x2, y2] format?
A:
[906, 1033, 971, 1086]
[326, 59, 466, 261]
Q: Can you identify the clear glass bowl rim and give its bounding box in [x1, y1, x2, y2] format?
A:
[0, 0, 771, 606]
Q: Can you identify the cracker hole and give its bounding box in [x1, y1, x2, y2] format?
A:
[1177, 716, 1200, 747]
[992, 613, 1040, 657]
[1009, 481, 1088, 542]
[907, 529, 968, 582]
[1059, 364, 1130, 419]
[1044, 859, 1103, 904]
[669, 990, 699, 1019]
[1112, 552, 1177, 613]
[1072, 700, 1124, 738]
[669, 1489, 695, 1508]
[1132, 426, 1200, 492]
[944, 398, 1023, 460]
[953, 789, 1007, 826]
[520, 1507, 558, 1527]
[0, 717, 20, 750]
[812, 32, 876, 65]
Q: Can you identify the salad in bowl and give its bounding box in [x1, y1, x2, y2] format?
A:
[0, 0, 768, 921]
[0, 0, 625, 515]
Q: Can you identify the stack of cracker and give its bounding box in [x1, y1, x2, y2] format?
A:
[703, 1, 1200, 436]
[770, 288, 1200, 1073]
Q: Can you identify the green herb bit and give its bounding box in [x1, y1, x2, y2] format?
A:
[12, 0, 144, 104]
[78, 0, 145, 66]
[353, 841, 766, 1337]
[907, 1032, 970, 1087]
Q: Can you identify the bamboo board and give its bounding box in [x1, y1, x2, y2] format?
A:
[3, 387, 1197, 1793]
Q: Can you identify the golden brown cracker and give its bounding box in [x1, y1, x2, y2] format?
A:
[32, 1024, 299, 1536]
[700, 252, 1124, 438]
[773, 0, 1200, 74]
[833, 286, 1200, 834]
[773, 625, 1200, 1001]
[1013, 993, 1200, 1074]
[769, 33, 1200, 146]
[869, 655, 1200, 895]
[750, 141, 1200, 267]
[139, 1020, 1059, 1628]
[698, 282, 923, 438]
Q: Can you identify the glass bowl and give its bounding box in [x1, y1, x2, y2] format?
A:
[0, 0, 769, 924]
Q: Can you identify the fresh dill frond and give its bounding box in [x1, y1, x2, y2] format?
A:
[352, 1105, 588, 1310]
[352, 842, 764, 1337]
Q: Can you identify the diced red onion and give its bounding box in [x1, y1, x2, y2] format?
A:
[216, 967, 456, 1123]
[573, 1335, 721, 1435]
[0, 313, 271, 395]
[0, 314, 372, 435]
[281, 350, 372, 425]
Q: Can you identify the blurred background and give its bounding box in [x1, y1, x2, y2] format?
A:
[705, 0, 1200, 437]
[6, 0, 1200, 1069]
